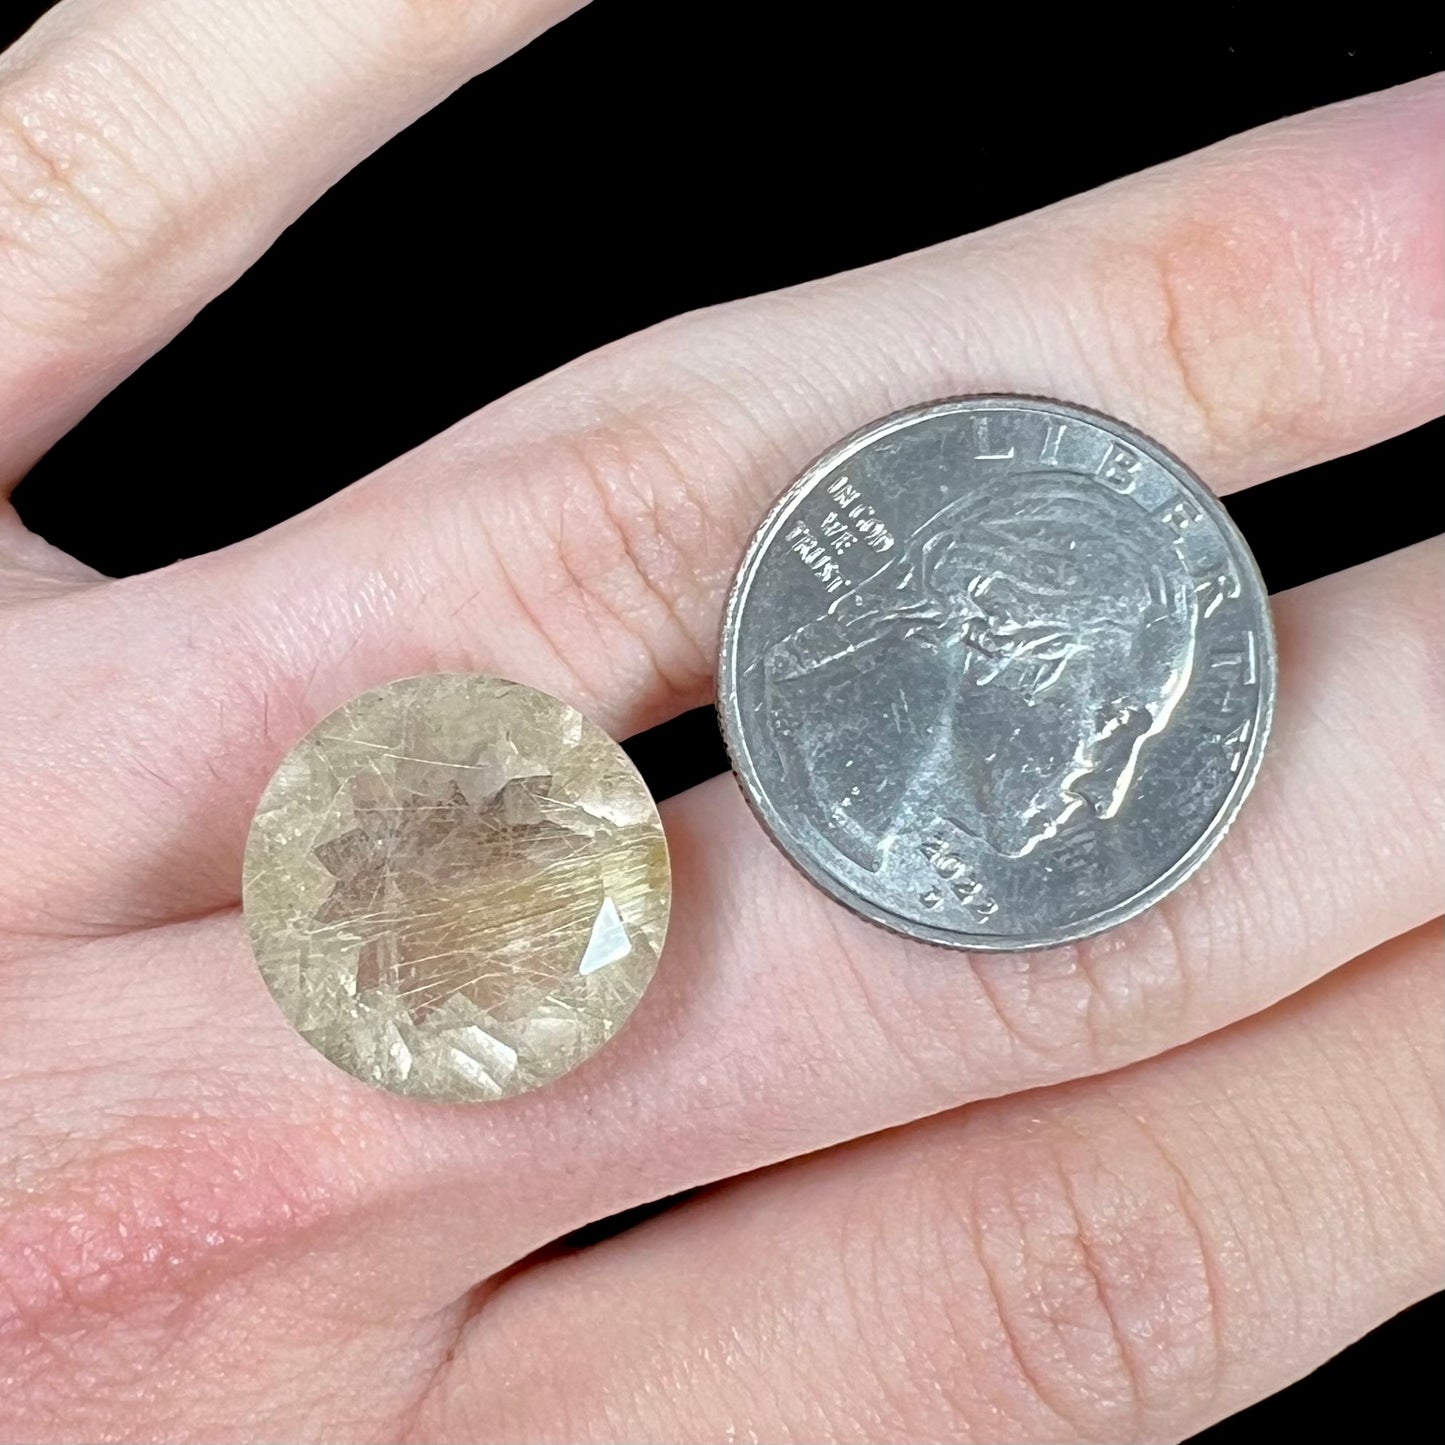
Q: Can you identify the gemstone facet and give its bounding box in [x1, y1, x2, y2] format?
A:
[243, 674, 670, 1101]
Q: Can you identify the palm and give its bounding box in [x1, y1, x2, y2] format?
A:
[0, 5, 1439, 1442]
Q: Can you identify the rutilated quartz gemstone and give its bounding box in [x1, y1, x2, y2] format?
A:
[242, 674, 670, 1101]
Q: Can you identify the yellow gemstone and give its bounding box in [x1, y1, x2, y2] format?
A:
[242, 675, 670, 1101]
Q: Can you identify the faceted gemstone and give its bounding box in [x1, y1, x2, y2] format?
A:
[242, 674, 670, 1101]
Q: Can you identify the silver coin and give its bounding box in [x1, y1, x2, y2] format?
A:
[718, 396, 1276, 951]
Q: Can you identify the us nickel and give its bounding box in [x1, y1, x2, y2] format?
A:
[717, 396, 1276, 951]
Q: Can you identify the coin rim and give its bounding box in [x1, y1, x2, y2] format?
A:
[716, 394, 1277, 953]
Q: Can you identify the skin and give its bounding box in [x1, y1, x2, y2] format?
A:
[0, 3, 1440, 1441]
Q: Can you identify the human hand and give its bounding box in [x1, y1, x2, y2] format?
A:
[0, 4, 1440, 1441]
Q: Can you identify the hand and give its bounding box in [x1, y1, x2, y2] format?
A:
[0, 5, 1439, 1441]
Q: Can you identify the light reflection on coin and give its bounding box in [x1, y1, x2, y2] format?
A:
[718, 396, 1275, 951]
[243, 674, 670, 1100]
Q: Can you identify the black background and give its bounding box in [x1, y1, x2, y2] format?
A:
[5, 2, 1442, 1440]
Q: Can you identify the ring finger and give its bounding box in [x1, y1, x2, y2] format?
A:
[424, 920, 1444, 1444]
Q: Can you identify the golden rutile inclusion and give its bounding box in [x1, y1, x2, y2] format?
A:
[243, 675, 670, 1101]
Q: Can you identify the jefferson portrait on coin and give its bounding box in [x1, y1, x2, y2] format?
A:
[756, 473, 1200, 873]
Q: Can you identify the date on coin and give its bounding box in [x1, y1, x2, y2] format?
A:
[717, 396, 1276, 951]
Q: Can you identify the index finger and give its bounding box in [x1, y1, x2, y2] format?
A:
[0, 0, 580, 484]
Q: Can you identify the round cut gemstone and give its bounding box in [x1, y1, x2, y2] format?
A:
[243, 674, 670, 1101]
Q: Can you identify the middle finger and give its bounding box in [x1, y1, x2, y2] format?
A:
[7, 543, 1437, 1301]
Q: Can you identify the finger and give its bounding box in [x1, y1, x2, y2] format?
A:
[6, 544, 1437, 1319]
[4, 77, 1441, 928]
[426, 920, 1445, 1445]
[0, 0, 580, 483]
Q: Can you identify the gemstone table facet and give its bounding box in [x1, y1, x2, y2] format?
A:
[242, 674, 671, 1101]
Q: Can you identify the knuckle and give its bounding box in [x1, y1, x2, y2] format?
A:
[825, 906, 1196, 1106]
[0, 1104, 338, 1342]
[0, 929, 372, 1352]
[948, 942, 1115, 1088]
[809, 889, 1080, 1103]
[943, 1110, 1224, 1439]
[0, 1113, 349, 1441]
[0, 35, 198, 328]
[480, 394, 734, 716]
[1088, 163, 1380, 465]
